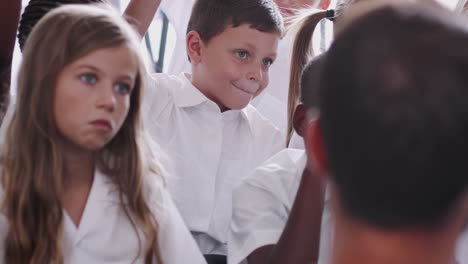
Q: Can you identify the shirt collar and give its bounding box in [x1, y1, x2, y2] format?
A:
[173, 72, 254, 134]
[173, 72, 211, 108]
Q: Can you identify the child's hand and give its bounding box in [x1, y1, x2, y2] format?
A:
[124, 0, 162, 37]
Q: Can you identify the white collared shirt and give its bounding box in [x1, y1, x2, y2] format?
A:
[0, 170, 206, 264]
[143, 73, 284, 254]
[457, 228, 468, 264]
[228, 149, 332, 264]
[288, 130, 305, 149]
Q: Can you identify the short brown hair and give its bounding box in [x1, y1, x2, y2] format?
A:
[321, 4, 468, 229]
[187, 0, 284, 43]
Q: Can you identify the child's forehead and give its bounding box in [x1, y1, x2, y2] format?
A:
[207, 24, 280, 54]
[216, 23, 282, 40]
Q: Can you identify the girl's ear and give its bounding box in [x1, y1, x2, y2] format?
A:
[186, 31, 203, 64]
[304, 116, 328, 175]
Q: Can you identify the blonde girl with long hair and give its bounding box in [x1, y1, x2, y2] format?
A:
[0, 4, 205, 264]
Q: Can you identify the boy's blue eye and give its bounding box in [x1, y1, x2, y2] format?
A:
[80, 73, 97, 84]
[114, 83, 131, 95]
[235, 51, 248, 59]
[262, 58, 273, 67]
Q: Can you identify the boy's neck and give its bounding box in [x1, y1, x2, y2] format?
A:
[189, 73, 232, 112]
[330, 210, 462, 264]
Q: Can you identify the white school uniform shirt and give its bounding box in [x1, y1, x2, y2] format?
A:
[457, 229, 468, 264]
[288, 130, 305, 149]
[228, 149, 333, 264]
[0, 169, 206, 264]
[143, 72, 284, 255]
[159, 0, 294, 137]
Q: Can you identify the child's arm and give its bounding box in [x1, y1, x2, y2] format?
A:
[247, 167, 326, 264]
[0, 0, 21, 121]
[0, 0, 20, 65]
[123, 0, 162, 38]
[0, 0, 21, 76]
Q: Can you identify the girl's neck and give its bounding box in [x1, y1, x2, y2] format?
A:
[59, 139, 96, 227]
[59, 139, 95, 190]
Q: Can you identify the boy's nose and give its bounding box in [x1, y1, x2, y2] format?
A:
[247, 64, 263, 82]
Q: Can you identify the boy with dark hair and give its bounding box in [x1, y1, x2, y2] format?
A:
[305, 3, 468, 264]
[160, 0, 331, 137]
[142, 0, 285, 262]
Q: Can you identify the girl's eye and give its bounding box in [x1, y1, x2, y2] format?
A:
[262, 58, 273, 67]
[235, 51, 249, 59]
[80, 73, 97, 84]
[114, 83, 131, 95]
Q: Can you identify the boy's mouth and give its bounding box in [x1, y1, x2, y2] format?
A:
[232, 83, 258, 95]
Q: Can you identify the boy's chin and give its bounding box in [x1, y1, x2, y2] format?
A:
[223, 99, 251, 111]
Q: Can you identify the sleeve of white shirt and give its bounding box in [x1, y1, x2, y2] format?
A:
[157, 186, 207, 264]
[159, 0, 194, 38]
[243, 105, 285, 165]
[229, 183, 287, 264]
[142, 73, 175, 134]
[228, 150, 305, 264]
[158, 0, 195, 74]
[457, 229, 468, 264]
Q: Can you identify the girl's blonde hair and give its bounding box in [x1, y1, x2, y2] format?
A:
[286, 0, 357, 146]
[286, 0, 444, 146]
[1, 4, 164, 264]
[286, 9, 331, 145]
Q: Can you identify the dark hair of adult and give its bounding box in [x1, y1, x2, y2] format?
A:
[319, 4, 468, 229]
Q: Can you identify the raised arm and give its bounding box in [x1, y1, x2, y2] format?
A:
[247, 167, 326, 264]
[0, 0, 21, 120]
[123, 0, 162, 38]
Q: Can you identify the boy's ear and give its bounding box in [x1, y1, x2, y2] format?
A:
[319, 0, 332, 10]
[186, 30, 203, 64]
[293, 104, 306, 137]
[304, 115, 328, 175]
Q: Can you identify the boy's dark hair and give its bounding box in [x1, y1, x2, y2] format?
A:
[319, 5, 468, 229]
[301, 53, 326, 110]
[18, 0, 105, 50]
[186, 0, 283, 44]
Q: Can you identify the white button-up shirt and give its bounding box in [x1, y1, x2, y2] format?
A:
[143, 73, 284, 254]
[229, 149, 332, 264]
[457, 228, 468, 264]
[0, 169, 206, 264]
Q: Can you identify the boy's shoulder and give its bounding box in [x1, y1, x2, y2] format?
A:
[241, 104, 285, 156]
[143, 73, 189, 116]
[242, 104, 282, 136]
[149, 72, 186, 92]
